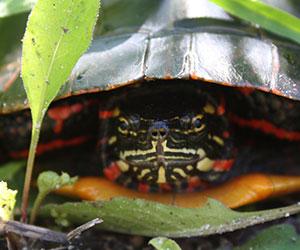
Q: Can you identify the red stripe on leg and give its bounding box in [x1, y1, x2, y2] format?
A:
[103, 162, 121, 181]
[213, 159, 235, 171]
[187, 177, 204, 192]
[230, 114, 300, 141]
[9, 136, 90, 158]
[217, 96, 226, 115]
[99, 109, 119, 119]
[138, 183, 150, 193]
[222, 131, 230, 138]
[48, 103, 84, 134]
[160, 183, 172, 192]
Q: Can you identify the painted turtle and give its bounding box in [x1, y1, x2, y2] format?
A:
[1, 0, 300, 208]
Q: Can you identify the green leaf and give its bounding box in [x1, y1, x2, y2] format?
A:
[20, 0, 100, 221]
[40, 198, 300, 237]
[235, 224, 300, 250]
[0, 0, 36, 18]
[210, 0, 300, 44]
[30, 171, 77, 224]
[22, 0, 100, 124]
[37, 171, 77, 195]
[149, 237, 181, 250]
[0, 161, 25, 181]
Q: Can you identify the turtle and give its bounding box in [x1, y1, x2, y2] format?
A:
[1, 0, 300, 208]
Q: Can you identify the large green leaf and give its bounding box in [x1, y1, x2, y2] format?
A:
[211, 0, 300, 44]
[40, 198, 300, 237]
[22, 0, 100, 124]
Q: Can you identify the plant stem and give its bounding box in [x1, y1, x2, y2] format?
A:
[21, 124, 41, 223]
[30, 191, 47, 224]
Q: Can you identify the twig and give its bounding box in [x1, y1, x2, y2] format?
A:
[1, 219, 67, 244]
[0, 217, 102, 249]
[67, 218, 103, 241]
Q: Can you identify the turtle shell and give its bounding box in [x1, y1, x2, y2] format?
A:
[1, 0, 300, 114]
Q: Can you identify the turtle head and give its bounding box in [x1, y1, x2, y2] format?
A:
[100, 82, 234, 192]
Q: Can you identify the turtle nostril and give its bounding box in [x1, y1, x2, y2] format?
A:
[159, 129, 167, 137]
[152, 130, 158, 138]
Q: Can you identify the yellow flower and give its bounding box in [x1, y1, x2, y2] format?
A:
[0, 181, 17, 221]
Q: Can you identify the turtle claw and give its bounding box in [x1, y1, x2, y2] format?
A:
[56, 173, 300, 208]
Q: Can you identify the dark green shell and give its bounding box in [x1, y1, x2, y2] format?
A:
[1, 0, 300, 114]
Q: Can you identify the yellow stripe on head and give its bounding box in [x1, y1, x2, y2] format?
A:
[117, 160, 129, 172]
[196, 158, 214, 172]
[173, 168, 187, 178]
[157, 166, 166, 183]
[203, 103, 215, 114]
[212, 135, 224, 146]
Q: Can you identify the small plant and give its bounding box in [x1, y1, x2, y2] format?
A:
[21, 0, 100, 221]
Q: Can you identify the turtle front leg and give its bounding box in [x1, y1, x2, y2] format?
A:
[56, 173, 300, 208]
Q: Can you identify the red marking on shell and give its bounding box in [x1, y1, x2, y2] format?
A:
[9, 136, 89, 158]
[1, 61, 21, 92]
[217, 96, 226, 115]
[231, 114, 300, 141]
[103, 162, 121, 181]
[238, 87, 255, 96]
[48, 103, 84, 134]
[99, 110, 116, 119]
[163, 74, 173, 80]
[189, 73, 207, 82]
[213, 159, 234, 171]
[271, 89, 283, 96]
[138, 183, 150, 193]
[190, 72, 199, 80]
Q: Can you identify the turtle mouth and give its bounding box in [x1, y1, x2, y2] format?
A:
[119, 140, 206, 165]
[118, 149, 208, 184]
[123, 152, 201, 168]
[118, 140, 209, 184]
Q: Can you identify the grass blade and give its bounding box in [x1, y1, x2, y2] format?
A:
[211, 0, 300, 44]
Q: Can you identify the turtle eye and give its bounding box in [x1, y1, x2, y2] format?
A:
[192, 114, 205, 131]
[118, 117, 130, 134]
